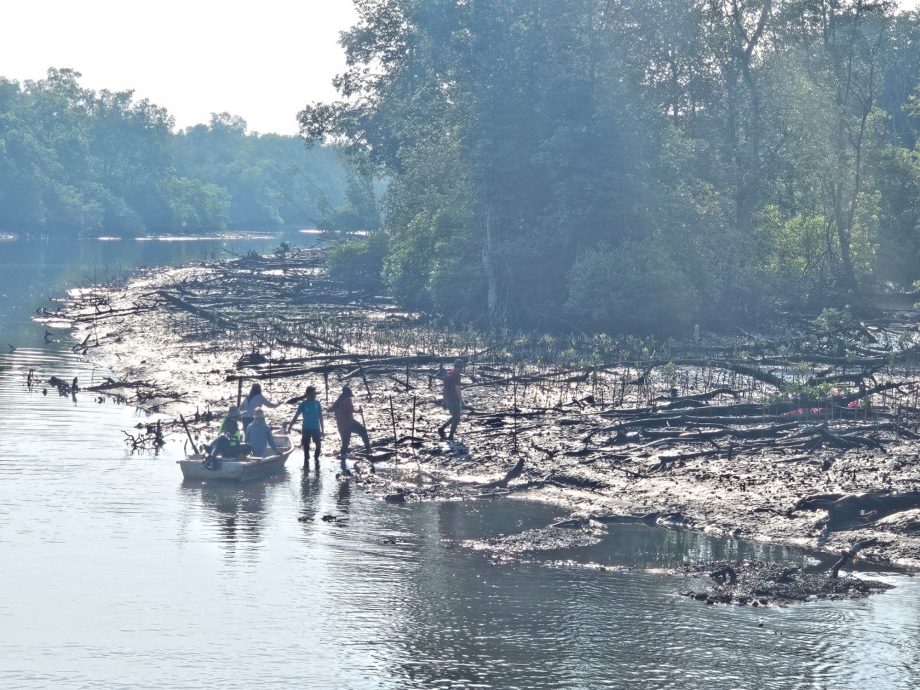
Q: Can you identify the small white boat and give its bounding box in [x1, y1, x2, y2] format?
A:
[177, 432, 294, 482]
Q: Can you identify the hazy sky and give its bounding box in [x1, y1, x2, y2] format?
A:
[2, 0, 918, 136]
[0, 0, 358, 135]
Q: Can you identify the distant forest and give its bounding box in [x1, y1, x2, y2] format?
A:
[303, 0, 920, 333]
[0, 68, 370, 236]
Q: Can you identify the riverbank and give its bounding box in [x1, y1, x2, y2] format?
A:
[45, 247, 920, 578]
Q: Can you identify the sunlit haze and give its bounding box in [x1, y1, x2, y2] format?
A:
[0, 0, 358, 135]
[0, 0, 918, 135]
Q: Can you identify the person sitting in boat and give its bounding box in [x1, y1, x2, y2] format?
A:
[244, 409, 281, 458]
[204, 405, 252, 468]
[239, 383, 281, 431]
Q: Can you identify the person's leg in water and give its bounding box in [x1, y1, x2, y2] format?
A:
[302, 430, 312, 470]
[336, 424, 350, 472]
[353, 421, 372, 454]
[338, 423, 352, 459]
[310, 429, 322, 464]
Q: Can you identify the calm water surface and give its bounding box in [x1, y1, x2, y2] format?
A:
[2, 236, 920, 689]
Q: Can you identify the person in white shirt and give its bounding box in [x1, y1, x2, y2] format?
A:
[239, 383, 281, 431]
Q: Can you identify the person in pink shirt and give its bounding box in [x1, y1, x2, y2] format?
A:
[329, 385, 372, 463]
[437, 359, 465, 440]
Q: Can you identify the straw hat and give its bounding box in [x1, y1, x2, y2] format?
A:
[227, 405, 241, 419]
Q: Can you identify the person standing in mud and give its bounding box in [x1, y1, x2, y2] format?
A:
[437, 359, 465, 440]
[329, 385, 372, 467]
[288, 385, 324, 469]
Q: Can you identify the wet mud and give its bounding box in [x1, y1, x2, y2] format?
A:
[38, 247, 920, 602]
[678, 561, 893, 607]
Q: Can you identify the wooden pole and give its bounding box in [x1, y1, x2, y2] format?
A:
[180, 414, 199, 455]
[236, 377, 243, 406]
[411, 395, 417, 453]
[358, 362, 372, 399]
[513, 370, 518, 453]
[389, 395, 398, 464]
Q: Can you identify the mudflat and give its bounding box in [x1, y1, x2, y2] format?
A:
[49, 248, 920, 585]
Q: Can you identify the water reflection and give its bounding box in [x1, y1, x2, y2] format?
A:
[571, 523, 826, 571]
[336, 475, 353, 513]
[0, 233, 306, 347]
[6, 237, 920, 688]
[299, 471, 322, 526]
[179, 473, 290, 546]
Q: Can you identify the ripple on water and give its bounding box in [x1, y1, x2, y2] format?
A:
[4, 348, 920, 688]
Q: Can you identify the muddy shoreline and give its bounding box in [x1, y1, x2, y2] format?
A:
[40, 248, 920, 599]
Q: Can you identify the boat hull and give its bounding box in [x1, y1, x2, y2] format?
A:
[178, 432, 294, 482]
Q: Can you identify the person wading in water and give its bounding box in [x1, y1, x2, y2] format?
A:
[288, 385, 324, 470]
[437, 359, 466, 441]
[329, 385, 373, 471]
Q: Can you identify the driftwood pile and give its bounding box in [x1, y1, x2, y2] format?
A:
[680, 558, 893, 606]
[42, 247, 920, 567]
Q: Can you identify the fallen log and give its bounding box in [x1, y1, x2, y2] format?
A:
[830, 538, 881, 578]
[806, 366, 884, 388]
[157, 290, 236, 329]
[477, 456, 526, 489]
[653, 388, 741, 407]
[232, 354, 463, 382]
[84, 379, 150, 392]
[791, 490, 920, 530]
[601, 359, 789, 390]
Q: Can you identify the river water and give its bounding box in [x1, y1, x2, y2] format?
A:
[2, 234, 920, 689]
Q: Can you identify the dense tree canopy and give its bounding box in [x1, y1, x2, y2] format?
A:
[0, 68, 352, 236]
[301, 0, 920, 333]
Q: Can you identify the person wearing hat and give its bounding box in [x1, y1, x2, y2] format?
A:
[244, 409, 281, 457]
[204, 405, 251, 468]
[288, 385, 324, 469]
[329, 385, 372, 465]
[437, 359, 466, 440]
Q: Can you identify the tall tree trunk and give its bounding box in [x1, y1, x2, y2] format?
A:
[483, 205, 499, 319]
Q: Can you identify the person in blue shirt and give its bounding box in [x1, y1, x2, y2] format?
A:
[288, 384, 324, 469]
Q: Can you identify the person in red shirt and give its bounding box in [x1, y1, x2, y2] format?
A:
[437, 359, 465, 440]
[330, 385, 372, 464]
